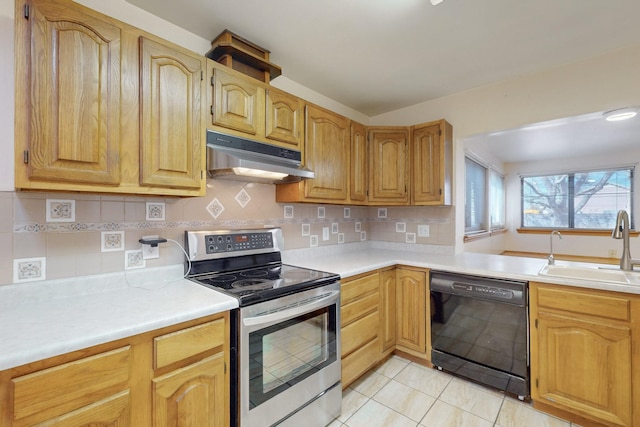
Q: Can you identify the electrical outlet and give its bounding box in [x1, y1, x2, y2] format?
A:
[141, 235, 160, 259]
[418, 224, 430, 237]
[608, 249, 618, 258]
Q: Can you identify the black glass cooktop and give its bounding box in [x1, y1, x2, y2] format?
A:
[191, 263, 340, 305]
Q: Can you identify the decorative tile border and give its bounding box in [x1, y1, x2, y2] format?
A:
[13, 257, 46, 282]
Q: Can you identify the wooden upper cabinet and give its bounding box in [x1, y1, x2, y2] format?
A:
[265, 87, 304, 150]
[301, 104, 350, 201]
[411, 120, 452, 205]
[19, 0, 121, 186]
[139, 37, 204, 189]
[368, 127, 409, 205]
[350, 121, 368, 204]
[211, 66, 263, 135]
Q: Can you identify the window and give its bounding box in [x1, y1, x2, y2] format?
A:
[521, 167, 634, 229]
[465, 156, 505, 234]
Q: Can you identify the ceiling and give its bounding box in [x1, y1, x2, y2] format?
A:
[462, 110, 640, 164]
[126, 0, 640, 117]
[125, 0, 640, 163]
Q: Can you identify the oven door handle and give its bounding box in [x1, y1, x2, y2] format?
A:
[243, 290, 340, 328]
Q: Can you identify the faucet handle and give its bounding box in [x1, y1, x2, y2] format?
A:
[547, 254, 555, 265]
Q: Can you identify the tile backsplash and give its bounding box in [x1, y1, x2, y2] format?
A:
[0, 180, 455, 285]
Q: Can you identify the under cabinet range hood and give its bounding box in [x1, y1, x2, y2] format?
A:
[206, 130, 314, 183]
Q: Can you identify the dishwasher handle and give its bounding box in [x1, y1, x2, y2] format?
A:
[431, 272, 526, 305]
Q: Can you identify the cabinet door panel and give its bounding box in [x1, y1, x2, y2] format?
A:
[396, 269, 426, 354]
[350, 122, 368, 203]
[212, 68, 261, 135]
[304, 105, 350, 200]
[412, 123, 441, 204]
[153, 353, 226, 427]
[27, 0, 121, 185]
[369, 129, 408, 204]
[265, 88, 304, 149]
[535, 312, 632, 426]
[380, 269, 396, 352]
[139, 37, 203, 189]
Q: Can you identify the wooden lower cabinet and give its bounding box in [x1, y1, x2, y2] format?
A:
[395, 267, 430, 360]
[340, 272, 381, 388]
[153, 354, 226, 427]
[530, 282, 639, 427]
[379, 268, 396, 354]
[0, 313, 229, 427]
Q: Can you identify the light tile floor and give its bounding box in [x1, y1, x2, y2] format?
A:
[329, 355, 582, 427]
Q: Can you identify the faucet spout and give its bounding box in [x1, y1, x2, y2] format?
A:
[548, 230, 562, 265]
[612, 210, 638, 271]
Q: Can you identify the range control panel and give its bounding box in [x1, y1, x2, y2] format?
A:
[205, 232, 274, 254]
[186, 228, 283, 262]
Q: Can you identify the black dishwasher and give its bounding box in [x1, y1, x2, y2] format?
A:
[430, 271, 529, 399]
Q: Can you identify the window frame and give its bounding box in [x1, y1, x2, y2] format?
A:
[519, 166, 634, 231]
[464, 155, 506, 236]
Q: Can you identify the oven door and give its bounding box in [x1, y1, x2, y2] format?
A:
[239, 282, 341, 427]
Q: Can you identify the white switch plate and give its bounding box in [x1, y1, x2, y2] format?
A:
[322, 227, 330, 241]
[141, 235, 160, 259]
[418, 224, 430, 237]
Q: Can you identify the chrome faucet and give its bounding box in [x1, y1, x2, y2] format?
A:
[611, 210, 640, 271]
[548, 230, 562, 265]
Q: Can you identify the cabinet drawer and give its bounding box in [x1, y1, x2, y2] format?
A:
[342, 337, 380, 388]
[342, 311, 379, 357]
[341, 273, 379, 306]
[537, 286, 630, 322]
[12, 346, 131, 423]
[154, 318, 225, 369]
[342, 292, 379, 326]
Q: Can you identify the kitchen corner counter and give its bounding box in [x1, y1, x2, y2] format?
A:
[0, 266, 238, 371]
[282, 243, 640, 295]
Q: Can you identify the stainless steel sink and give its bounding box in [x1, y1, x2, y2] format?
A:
[538, 264, 640, 284]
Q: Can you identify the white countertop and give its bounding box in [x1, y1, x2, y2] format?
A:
[282, 242, 640, 295]
[0, 266, 238, 371]
[3, 243, 639, 372]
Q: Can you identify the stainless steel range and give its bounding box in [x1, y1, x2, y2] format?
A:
[185, 228, 342, 427]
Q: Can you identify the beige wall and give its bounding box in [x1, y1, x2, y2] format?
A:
[371, 44, 640, 255]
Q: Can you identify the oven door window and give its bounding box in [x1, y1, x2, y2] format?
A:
[248, 305, 338, 409]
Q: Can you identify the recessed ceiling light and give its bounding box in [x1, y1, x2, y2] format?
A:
[430, 0, 444, 5]
[604, 107, 638, 122]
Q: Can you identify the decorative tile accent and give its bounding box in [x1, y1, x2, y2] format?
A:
[344, 208, 351, 218]
[13, 257, 46, 283]
[46, 199, 75, 222]
[206, 198, 225, 219]
[317, 206, 325, 218]
[406, 233, 416, 244]
[338, 233, 345, 244]
[284, 205, 294, 218]
[125, 250, 145, 270]
[310, 235, 319, 247]
[145, 202, 165, 221]
[235, 189, 251, 207]
[302, 223, 311, 236]
[355, 222, 362, 232]
[331, 223, 339, 234]
[101, 231, 125, 252]
[396, 222, 406, 233]
[378, 208, 387, 218]
[361, 231, 367, 241]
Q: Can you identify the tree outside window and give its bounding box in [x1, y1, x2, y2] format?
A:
[521, 168, 633, 229]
